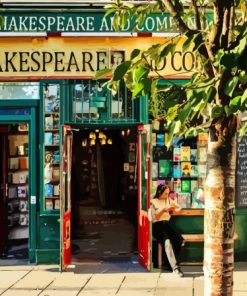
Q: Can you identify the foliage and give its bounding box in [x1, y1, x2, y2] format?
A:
[96, 0, 247, 146]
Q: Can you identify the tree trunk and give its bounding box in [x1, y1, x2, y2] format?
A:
[204, 116, 237, 296]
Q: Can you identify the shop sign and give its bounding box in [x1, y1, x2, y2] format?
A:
[0, 11, 211, 33]
[0, 38, 196, 77]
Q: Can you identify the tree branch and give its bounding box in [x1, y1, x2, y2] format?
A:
[191, 0, 201, 30]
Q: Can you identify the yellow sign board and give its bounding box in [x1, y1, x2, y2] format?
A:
[0, 37, 195, 77]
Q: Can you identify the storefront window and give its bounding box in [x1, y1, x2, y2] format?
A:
[70, 79, 136, 123]
[0, 82, 40, 100]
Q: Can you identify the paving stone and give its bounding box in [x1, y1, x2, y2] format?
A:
[0, 271, 30, 288]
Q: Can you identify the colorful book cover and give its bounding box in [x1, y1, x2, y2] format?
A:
[190, 149, 197, 162]
[198, 177, 206, 187]
[198, 164, 207, 177]
[191, 180, 198, 192]
[172, 136, 183, 148]
[45, 184, 53, 197]
[152, 133, 157, 146]
[173, 179, 181, 193]
[198, 132, 208, 145]
[198, 147, 207, 162]
[181, 162, 191, 177]
[157, 134, 165, 146]
[159, 160, 172, 177]
[173, 164, 181, 178]
[44, 132, 53, 145]
[181, 180, 191, 193]
[164, 133, 169, 146]
[191, 165, 198, 177]
[191, 188, 205, 208]
[173, 147, 181, 161]
[181, 146, 191, 161]
[152, 162, 158, 179]
[178, 193, 191, 208]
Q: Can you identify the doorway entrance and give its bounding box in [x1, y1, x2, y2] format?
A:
[0, 124, 29, 265]
[71, 128, 138, 263]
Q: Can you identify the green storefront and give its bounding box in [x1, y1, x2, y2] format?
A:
[0, 6, 246, 270]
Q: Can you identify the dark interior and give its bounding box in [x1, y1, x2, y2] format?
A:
[71, 128, 138, 263]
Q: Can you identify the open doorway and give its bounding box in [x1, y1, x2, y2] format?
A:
[0, 124, 29, 265]
[71, 128, 138, 263]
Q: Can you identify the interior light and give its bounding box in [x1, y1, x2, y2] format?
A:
[101, 138, 106, 145]
[89, 132, 96, 139]
[81, 139, 87, 147]
[121, 130, 125, 136]
[90, 139, 96, 146]
[107, 139, 113, 145]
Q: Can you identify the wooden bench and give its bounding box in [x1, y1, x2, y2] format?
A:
[155, 233, 238, 268]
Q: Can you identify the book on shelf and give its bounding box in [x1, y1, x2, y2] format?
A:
[198, 177, 206, 187]
[152, 162, 158, 179]
[191, 180, 198, 193]
[190, 149, 197, 162]
[54, 199, 60, 210]
[198, 132, 208, 145]
[173, 147, 181, 162]
[173, 179, 181, 193]
[181, 179, 191, 193]
[159, 160, 172, 178]
[191, 164, 198, 177]
[198, 147, 207, 162]
[9, 158, 19, 170]
[173, 164, 181, 178]
[45, 199, 53, 210]
[178, 193, 191, 208]
[45, 184, 53, 197]
[198, 164, 207, 177]
[156, 134, 165, 146]
[152, 133, 157, 146]
[191, 188, 205, 208]
[181, 162, 191, 177]
[45, 116, 53, 130]
[181, 146, 191, 161]
[17, 186, 27, 198]
[44, 132, 53, 145]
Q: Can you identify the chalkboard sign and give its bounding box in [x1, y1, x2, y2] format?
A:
[236, 135, 247, 208]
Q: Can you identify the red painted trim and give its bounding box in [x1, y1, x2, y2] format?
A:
[137, 33, 152, 37]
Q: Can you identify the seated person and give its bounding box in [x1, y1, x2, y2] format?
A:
[151, 184, 184, 277]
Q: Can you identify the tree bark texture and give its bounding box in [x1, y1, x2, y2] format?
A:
[204, 116, 237, 296]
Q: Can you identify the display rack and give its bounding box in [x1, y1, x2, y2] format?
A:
[43, 83, 61, 211]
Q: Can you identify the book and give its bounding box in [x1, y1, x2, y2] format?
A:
[190, 149, 197, 162]
[157, 134, 165, 146]
[173, 148, 181, 161]
[45, 184, 53, 197]
[191, 188, 205, 208]
[198, 132, 208, 145]
[173, 179, 181, 193]
[181, 180, 191, 193]
[181, 146, 191, 161]
[152, 162, 158, 179]
[178, 193, 191, 208]
[181, 162, 191, 177]
[45, 116, 53, 129]
[191, 180, 198, 192]
[198, 164, 207, 177]
[173, 164, 181, 178]
[44, 132, 53, 145]
[191, 165, 198, 177]
[159, 160, 172, 177]
[152, 133, 157, 146]
[17, 186, 27, 198]
[198, 147, 207, 162]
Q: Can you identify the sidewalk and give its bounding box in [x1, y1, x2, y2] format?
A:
[0, 261, 246, 296]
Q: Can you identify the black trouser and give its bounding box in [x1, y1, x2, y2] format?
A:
[153, 220, 183, 270]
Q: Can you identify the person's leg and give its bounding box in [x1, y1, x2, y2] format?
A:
[164, 239, 184, 277]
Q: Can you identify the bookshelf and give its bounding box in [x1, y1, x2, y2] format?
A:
[43, 83, 61, 211]
[151, 130, 208, 209]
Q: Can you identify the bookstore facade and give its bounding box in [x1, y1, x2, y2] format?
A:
[0, 7, 247, 270]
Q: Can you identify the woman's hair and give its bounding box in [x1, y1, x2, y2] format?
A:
[154, 184, 169, 199]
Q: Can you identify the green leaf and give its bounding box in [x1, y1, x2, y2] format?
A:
[134, 65, 149, 83]
[241, 89, 247, 104]
[239, 71, 247, 84]
[143, 78, 152, 94]
[178, 103, 191, 124]
[131, 49, 141, 59]
[229, 96, 241, 113]
[183, 33, 198, 52]
[160, 43, 176, 57]
[113, 61, 131, 81]
[211, 105, 223, 119]
[94, 68, 112, 79]
[132, 81, 144, 98]
[224, 76, 239, 96]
